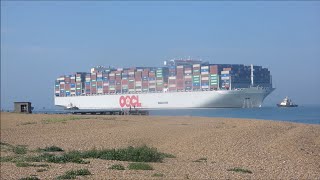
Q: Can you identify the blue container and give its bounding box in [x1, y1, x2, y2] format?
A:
[66, 92, 70, 96]
[76, 92, 81, 95]
[85, 82, 90, 85]
[70, 84, 75, 88]
[193, 83, 200, 86]
[55, 93, 60, 96]
[149, 77, 156, 81]
[220, 74, 230, 77]
[97, 86, 103, 89]
[60, 90, 65, 93]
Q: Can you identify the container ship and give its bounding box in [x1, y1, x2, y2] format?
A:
[54, 59, 274, 109]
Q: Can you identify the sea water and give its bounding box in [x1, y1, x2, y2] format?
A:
[149, 105, 320, 125]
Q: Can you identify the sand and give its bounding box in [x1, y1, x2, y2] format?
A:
[1, 112, 319, 179]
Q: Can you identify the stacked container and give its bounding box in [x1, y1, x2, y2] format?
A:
[201, 66, 209, 90]
[192, 64, 201, 90]
[184, 65, 192, 91]
[168, 66, 176, 92]
[155, 68, 164, 92]
[109, 71, 116, 93]
[220, 69, 231, 90]
[96, 72, 103, 94]
[121, 70, 129, 93]
[148, 68, 156, 92]
[102, 72, 109, 94]
[209, 65, 219, 90]
[142, 69, 149, 92]
[176, 65, 184, 91]
[76, 73, 84, 95]
[90, 73, 97, 94]
[85, 74, 91, 95]
[135, 70, 142, 92]
[128, 69, 135, 93]
[115, 70, 122, 93]
[64, 75, 71, 96]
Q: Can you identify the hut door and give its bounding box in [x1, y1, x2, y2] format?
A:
[21, 105, 27, 112]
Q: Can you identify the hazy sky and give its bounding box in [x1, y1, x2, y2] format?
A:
[1, 1, 320, 110]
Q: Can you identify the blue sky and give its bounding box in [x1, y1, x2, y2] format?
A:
[1, 1, 320, 110]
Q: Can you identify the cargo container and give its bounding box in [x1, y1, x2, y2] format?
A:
[55, 60, 274, 109]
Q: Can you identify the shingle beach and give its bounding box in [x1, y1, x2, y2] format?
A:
[1, 112, 319, 179]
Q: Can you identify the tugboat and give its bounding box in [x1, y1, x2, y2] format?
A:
[277, 97, 298, 107]
[65, 103, 79, 110]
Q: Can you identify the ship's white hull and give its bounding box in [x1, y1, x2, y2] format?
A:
[54, 87, 274, 109]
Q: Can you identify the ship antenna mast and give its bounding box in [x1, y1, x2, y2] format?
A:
[251, 64, 254, 87]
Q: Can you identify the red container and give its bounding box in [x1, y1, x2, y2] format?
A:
[91, 73, 97, 80]
[223, 67, 232, 71]
[121, 80, 128, 84]
[97, 81, 103, 86]
[65, 84, 71, 90]
[210, 65, 218, 74]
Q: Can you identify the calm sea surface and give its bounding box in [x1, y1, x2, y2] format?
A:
[149, 105, 320, 125]
[33, 105, 320, 125]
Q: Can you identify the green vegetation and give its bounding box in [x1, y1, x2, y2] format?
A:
[108, 164, 125, 170]
[36, 168, 48, 172]
[15, 162, 49, 167]
[18, 176, 40, 180]
[43, 116, 90, 123]
[193, 157, 207, 162]
[20, 122, 37, 126]
[227, 167, 253, 174]
[152, 173, 164, 177]
[128, 162, 153, 170]
[38, 146, 64, 152]
[27, 152, 89, 164]
[0, 156, 14, 162]
[56, 169, 91, 179]
[13, 145, 28, 154]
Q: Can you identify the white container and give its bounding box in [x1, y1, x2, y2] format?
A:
[149, 80, 156, 83]
[221, 71, 230, 74]
[221, 76, 230, 80]
[201, 72, 209, 75]
[184, 75, 192, 79]
[169, 84, 176, 87]
[193, 64, 200, 67]
[177, 65, 184, 69]
[201, 85, 209, 88]
[184, 70, 192, 74]
[201, 77, 209, 80]
[149, 85, 156, 88]
[60, 82, 65, 84]
[169, 76, 176, 80]
[129, 72, 135, 75]
[109, 73, 115, 76]
[201, 66, 209, 69]
[55, 90, 60, 93]
[156, 80, 163, 83]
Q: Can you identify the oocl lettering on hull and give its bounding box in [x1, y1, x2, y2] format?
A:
[119, 95, 142, 108]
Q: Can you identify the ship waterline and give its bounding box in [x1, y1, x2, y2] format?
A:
[55, 87, 274, 109]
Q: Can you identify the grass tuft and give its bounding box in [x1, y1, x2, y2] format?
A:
[38, 146, 64, 152]
[193, 157, 207, 162]
[128, 162, 153, 170]
[108, 164, 125, 170]
[43, 116, 90, 123]
[20, 122, 37, 126]
[227, 167, 253, 174]
[18, 176, 40, 180]
[13, 145, 28, 154]
[16, 162, 49, 167]
[36, 168, 48, 172]
[56, 169, 91, 179]
[152, 173, 164, 177]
